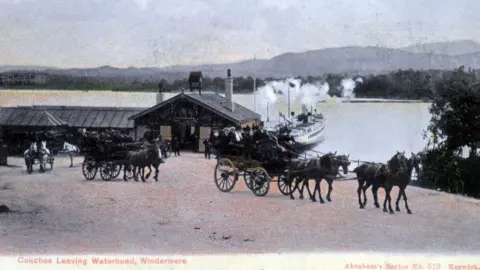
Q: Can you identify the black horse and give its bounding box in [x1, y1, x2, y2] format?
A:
[287, 152, 337, 203]
[123, 142, 165, 182]
[354, 151, 410, 214]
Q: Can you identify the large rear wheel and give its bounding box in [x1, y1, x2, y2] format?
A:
[82, 156, 97, 180]
[214, 159, 238, 192]
[100, 162, 113, 181]
[111, 163, 122, 179]
[249, 168, 270, 197]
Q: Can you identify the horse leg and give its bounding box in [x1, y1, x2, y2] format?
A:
[317, 178, 325, 204]
[305, 178, 317, 202]
[133, 166, 139, 182]
[145, 165, 152, 179]
[298, 178, 306, 200]
[141, 166, 146, 182]
[326, 177, 334, 202]
[153, 163, 159, 182]
[361, 182, 372, 208]
[39, 156, 45, 173]
[123, 165, 128, 181]
[372, 185, 380, 208]
[383, 188, 395, 214]
[289, 177, 298, 200]
[383, 188, 389, 212]
[357, 179, 365, 209]
[388, 190, 395, 214]
[395, 188, 403, 212]
[401, 188, 412, 214]
[69, 153, 73, 167]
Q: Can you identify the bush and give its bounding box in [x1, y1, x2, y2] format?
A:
[418, 66, 480, 199]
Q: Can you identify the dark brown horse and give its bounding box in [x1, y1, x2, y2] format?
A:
[389, 152, 420, 214]
[287, 152, 337, 203]
[123, 143, 164, 182]
[354, 151, 410, 214]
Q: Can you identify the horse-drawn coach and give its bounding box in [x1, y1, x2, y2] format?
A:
[80, 130, 165, 182]
[211, 125, 351, 203]
[211, 126, 302, 197]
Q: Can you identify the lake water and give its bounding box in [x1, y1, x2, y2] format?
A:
[0, 90, 433, 163]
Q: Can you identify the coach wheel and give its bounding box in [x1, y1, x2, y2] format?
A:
[214, 159, 238, 192]
[250, 168, 270, 197]
[111, 163, 122, 179]
[100, 162, 113, 181]
[277, 174, 295, 196]
[82, 156, 97, 181]
[244, 171, 255, 191]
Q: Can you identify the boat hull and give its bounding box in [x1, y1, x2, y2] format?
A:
[293, 123, 326, 151]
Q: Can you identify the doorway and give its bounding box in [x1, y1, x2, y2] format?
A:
[171, 121, 199, 151]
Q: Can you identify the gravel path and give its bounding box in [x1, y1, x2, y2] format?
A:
[1, 154, 479, 255]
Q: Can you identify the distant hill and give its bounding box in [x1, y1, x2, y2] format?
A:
[0, 65, 58, 73]
[2, 40, 480, 81]
[401, 40, 480, 55]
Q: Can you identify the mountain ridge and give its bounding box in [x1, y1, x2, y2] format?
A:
[2, 40, 480, 80]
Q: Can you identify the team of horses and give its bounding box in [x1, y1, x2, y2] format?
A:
[24, 141, 52, 173]
[80, 130, 166, 182]
[210, 126, 421, 214]
[21, 127, 422, 214]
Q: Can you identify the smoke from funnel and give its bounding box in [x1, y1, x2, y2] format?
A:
[255, 78, 332, 110]
[340, 78, 359, 98]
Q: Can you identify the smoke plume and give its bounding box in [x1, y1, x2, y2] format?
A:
[255, 78, 332, 109]
[340, 77, 363, 98]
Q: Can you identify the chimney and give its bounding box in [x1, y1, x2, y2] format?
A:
[156, 93, 164, 104]
[225, 69, 234, 111]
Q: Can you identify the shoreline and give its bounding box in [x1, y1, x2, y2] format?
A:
[0, 89, 432, 104]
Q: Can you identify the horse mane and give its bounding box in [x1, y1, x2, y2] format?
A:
[319, 153, 335, 170]
[388, 152, 408, 173]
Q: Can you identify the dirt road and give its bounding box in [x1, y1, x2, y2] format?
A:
[1, 154, 479, 254]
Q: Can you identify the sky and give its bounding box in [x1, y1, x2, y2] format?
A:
[0, 0, 478, 68]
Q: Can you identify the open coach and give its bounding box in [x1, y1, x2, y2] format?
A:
[211, 125, 300, 197]
[80, 130, 165, 182]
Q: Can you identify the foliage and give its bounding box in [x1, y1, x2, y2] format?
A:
[418, 67, 480, 198]
[1, 69, 464, 99]
[353, 69, 440, 99]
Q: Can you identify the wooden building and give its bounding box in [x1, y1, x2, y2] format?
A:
[0, 105, 146, 154]
[129, 92, 261, 152]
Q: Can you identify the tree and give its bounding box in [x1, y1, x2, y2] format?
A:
[428, 66, 480, 156]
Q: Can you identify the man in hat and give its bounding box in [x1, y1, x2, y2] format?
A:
[172, 136, 180, 156]
[203, 138, 212, 160]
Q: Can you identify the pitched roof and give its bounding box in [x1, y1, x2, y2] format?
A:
[0, 108, 68, 127]
[129, 92, 261, 124]
[0, 106, 147, 129]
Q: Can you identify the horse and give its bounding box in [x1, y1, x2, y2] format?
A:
[385, 152, 420, 214]
[24, 142, 37, 174]
[409, 152, 422, 181]
[354, 162, 388, 210]
[332, 154, 351, 179]
[123, 142, 165, 182]
[354, 151, 411, 214]
[287, 152, 337, 203]
[61, 142, 79, 167]
[382, 151, 411, 214]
